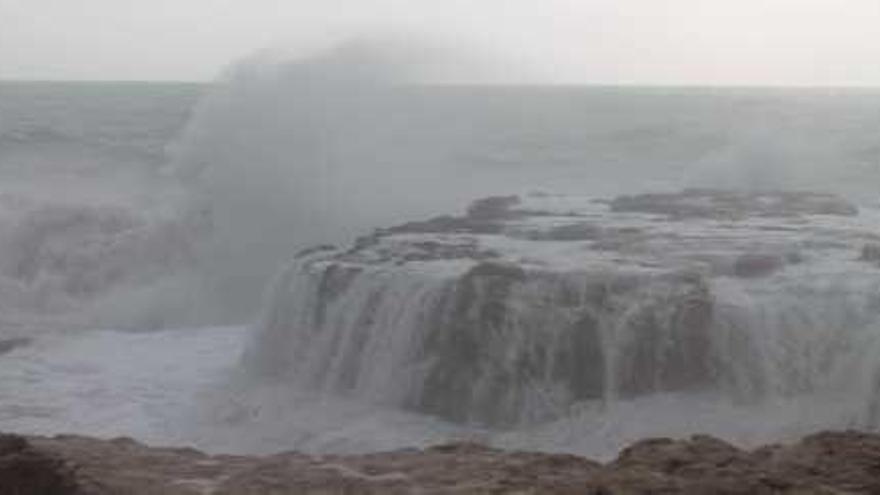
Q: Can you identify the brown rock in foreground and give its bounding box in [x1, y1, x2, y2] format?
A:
[5, 431, 880, 493]
[0, 434, 79, 494]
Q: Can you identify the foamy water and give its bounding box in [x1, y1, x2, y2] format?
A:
[0, 318, 877, 461]
[0, 326, 245, 445]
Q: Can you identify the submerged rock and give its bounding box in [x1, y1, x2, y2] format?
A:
[0, 337, 31, 355]
[861, 243, 880, 264]
[733, 253, 785, 278]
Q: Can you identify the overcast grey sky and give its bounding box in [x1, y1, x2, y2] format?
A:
[2, 0, 880, 85]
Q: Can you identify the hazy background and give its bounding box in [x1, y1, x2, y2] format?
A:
[3, 0, 880, 86]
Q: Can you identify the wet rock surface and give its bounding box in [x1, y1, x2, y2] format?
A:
[7, 431, 880, 493]
[609, 189, 859, 219]
[330, 189, 867, 272]
[252, 190, 880, 426]
[732, 253, 786, 278]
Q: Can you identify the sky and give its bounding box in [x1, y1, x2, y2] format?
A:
[2, 0, 880, 86]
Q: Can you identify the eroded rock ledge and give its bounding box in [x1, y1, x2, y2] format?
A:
[249, 189, 880, 427]
[6, 431, 880, 494]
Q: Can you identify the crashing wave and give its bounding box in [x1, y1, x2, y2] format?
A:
[0, 196, 209, 334]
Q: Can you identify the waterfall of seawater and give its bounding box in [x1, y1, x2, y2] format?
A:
[242, 247, 880, 437]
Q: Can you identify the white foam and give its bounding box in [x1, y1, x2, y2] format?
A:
[0, 327, 244, 446]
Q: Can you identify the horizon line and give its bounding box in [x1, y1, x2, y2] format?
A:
[3, 78, 880, 91]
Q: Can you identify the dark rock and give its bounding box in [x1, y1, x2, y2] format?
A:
[0, 337, 32, 356]
[0, 434, 80, 495]
[417, 262, 530, 424]
[613, 276, 716, 396]
[517, 222, 602, 241]
[733, 253, 785, 278]
[399, 241, 500, 262]
[463, 261, 527, 281]
[465, 195, 521, 220]
[785, 251, 805, 264]
[415, 267, 714, 426]
[313, 264, 364, 329]
[610, 189, 858, 219]
[385, 215, 503, 235]
[860, 243, 880, 263]
[294, 244, 337, 259]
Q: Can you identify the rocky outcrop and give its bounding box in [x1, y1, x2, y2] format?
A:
[8, 431, 880, 493]
[609, 189, 858, 219]
[465, 195, 523, 220]
[247, 190, 880, 427]
[0, 434, 79, 494]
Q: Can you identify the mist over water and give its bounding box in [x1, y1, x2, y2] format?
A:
[170, 39, 455, 320]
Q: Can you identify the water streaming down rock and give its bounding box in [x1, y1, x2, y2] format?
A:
[244, 190, 880, 431]
[247, 258, 714, 426]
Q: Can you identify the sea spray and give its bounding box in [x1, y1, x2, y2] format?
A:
[170, 38, 513, 323]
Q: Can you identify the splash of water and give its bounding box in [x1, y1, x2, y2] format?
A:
[170, 38, 511, 323]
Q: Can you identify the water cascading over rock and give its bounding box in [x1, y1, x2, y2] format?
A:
[244, 190, 880, 428]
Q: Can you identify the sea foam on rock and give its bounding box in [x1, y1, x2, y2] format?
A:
[609, 188, 859, 219]
[246, 190, 880, 429]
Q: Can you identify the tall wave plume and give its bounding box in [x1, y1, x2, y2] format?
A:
[169, 36, 539, 323]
